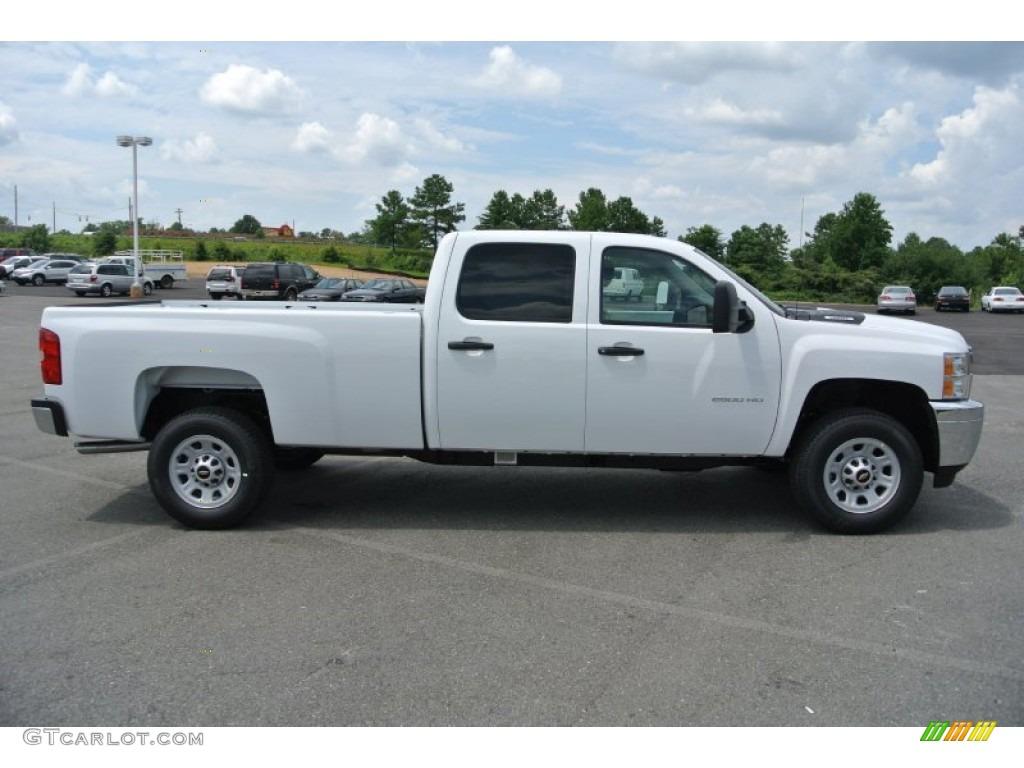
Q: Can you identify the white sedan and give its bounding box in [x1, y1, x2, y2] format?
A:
[981, 286, 1024, 313]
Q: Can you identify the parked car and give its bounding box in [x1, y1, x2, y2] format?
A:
[298, 277, 365, 302]
[980, 286, 1024, 313]
[341, 277, 425, 303]
[11, 258, 84, 286]
[205, 265, 245, 300]
[876, 285, 916, 315]
[66, 262, 153, 297]
[240, 262, 321, 300]
[0, 255, 37, 278]
[934, 286, 970, 312]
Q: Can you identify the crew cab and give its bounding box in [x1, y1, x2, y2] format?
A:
[30, 231, 984, 534]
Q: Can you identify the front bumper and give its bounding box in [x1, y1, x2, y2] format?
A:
[931, 399, 984, 468]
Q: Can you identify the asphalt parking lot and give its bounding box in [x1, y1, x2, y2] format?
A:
[0, 286, 1022, 728]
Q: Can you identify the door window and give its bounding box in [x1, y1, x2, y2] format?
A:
[456, 242, 576, 323]
[600, 246, 716, 327]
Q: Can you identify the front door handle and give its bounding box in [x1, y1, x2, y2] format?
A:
[448, 340, 494, 351]
[598, 345, 644, 356]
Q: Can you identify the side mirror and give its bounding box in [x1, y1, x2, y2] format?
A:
[712, 281, 754, 334]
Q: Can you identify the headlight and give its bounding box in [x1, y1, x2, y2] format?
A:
[942, 352, 971, 400]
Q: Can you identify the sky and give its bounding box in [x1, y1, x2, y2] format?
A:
[2, 5, 1023, 252]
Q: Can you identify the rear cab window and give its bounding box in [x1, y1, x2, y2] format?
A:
[455, 242, 576, 323]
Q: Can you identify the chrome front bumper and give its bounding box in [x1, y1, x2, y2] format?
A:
[931, 399, 984, 468]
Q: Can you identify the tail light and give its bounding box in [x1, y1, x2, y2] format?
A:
[272, 278, 280, 289]
[40, 328, 62, 385]
[226, 274, 235, 282]
[89, 275, 97, 283]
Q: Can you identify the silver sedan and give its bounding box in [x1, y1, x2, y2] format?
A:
[877, 285, 916, 315]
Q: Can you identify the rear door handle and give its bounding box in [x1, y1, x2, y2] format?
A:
[598, 345, 644, 356]
[448, 340, 494, 351]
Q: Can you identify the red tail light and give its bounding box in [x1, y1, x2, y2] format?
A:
[89, 275, 97, 282]
[40, 328, 62, 385]
[272, 278, 280, 289]
[226, 275, 235, 282]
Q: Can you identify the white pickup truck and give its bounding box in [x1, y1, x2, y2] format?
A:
[31, 231, 983, 534]
[104, 250, 188, 289]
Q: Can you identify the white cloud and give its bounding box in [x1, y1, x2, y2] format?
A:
[414, 118, 466, 153]
[292, 121, 333, 153]
[200, 64, 303, 114]
[61, 63, 137, 98]
[341, 113, 415, 166]
[0, 101, 18, 145]
[910, 84, 1022, 184]
[472, 46, 562, 99]
[689, 98, 785, 128]
[161, 132, 219, 163]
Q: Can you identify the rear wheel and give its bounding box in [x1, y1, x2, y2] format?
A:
[210, 293, 223, 300]
[790, 408, 923, 534]
[100, 283, 113, 297]
[147, 407, 274, 529]
[160, 275, 174, 289]
[284, 287, 298, 301]
[74, 291, 86, 297]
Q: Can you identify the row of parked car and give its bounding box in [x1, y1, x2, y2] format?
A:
[876, 285, 1024, 314]
[0, 252, 161, 296]
[205, 263, 426, 303]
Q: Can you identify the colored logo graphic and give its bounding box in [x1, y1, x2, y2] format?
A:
[920, 721, 997, 742]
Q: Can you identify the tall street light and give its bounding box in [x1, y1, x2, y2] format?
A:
[116, 135, 152, 298]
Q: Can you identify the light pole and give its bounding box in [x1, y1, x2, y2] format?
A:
[116, 135, 152, 298]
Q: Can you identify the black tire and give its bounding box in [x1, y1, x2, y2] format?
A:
[74, 291, 86, 297]
[210, 293, 223, 300]
[284, 288, 298, 301]
[160, 275, 174, 289]
[100, 283, 113, 298]
[143, 282, 153, 296]
[147, 407, 274, 529]
[33, 274, 45, 286]
[274, 447, 325, 471]
[790, 408, 923, 534]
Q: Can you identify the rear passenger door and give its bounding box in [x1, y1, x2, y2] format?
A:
[434, 234, 590, 452]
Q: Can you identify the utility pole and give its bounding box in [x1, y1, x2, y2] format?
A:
[53, 201, 56, 233]
[175, 207, 183, 226]
[13, 185, 17, 229]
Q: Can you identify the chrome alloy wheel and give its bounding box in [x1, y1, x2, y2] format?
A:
[168, 434, 243, 508]
[822, 437, 902, 515]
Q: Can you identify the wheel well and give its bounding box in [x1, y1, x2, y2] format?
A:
[790, 379, 938, 471]
[141, 388, 272, 442]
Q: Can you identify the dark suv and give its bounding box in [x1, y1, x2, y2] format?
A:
[240, 262, 322, 300]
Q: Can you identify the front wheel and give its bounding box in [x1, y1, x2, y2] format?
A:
[33, 274, 45, 286]
[790, 408, 923, 534]
[147, 407, 274, 529]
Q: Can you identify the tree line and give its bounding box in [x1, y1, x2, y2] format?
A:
[5, 177, 1021, 304]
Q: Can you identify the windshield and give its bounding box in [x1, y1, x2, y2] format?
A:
[362, 279, 392, 290]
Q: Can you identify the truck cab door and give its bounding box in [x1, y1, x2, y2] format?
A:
[584, 238, 781, 456]
[433, 234, 591, 452]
